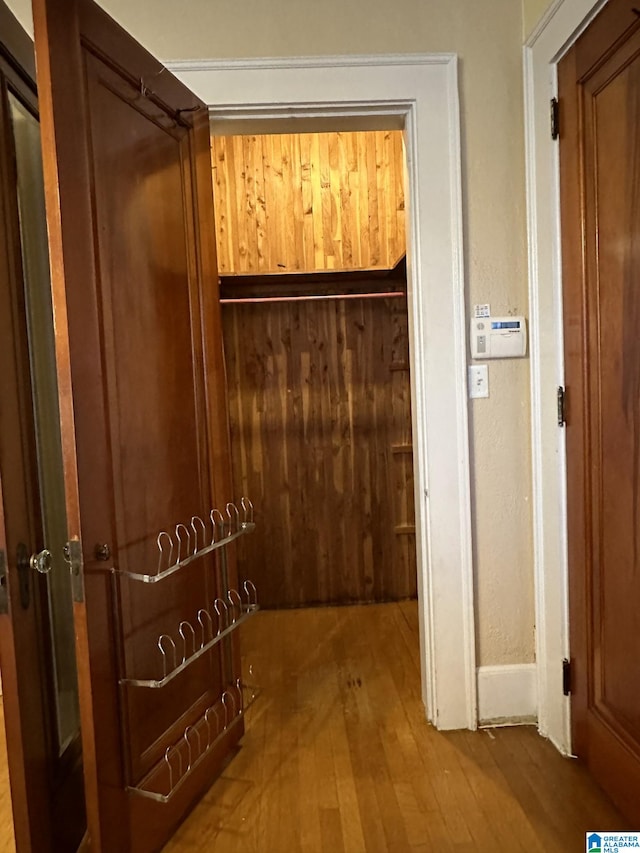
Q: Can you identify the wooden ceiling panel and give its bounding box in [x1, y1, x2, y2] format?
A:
[211, 130, 406, 277]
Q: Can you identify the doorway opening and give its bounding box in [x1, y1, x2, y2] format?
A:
[213, 127, 416, 611]
[171, 53, 477, 731]
[210, 125, 423, 835]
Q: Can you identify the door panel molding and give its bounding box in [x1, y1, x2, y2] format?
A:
[167, 54, 477, 731]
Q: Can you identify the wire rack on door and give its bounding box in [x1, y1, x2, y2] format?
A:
[117, 497, 255, 584]
[119, 580, 259, 689]
[110, 497, 260, 805]
[126, 678, 259, 803]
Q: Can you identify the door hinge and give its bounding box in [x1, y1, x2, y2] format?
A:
[551, 97, 560, 140]
[562, 658, 572, 695]
[0, 550, 7, 615]
[63, 539, 84, 603]
[557, 385, 566, 427]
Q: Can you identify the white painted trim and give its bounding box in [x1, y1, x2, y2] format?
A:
[445, 60, 478, 732]
[524, 0, 608, 755]
[167, 54, 477, 730]
[166, 53, 457, 72]
[477, 665, 538, 725]
[525, 0, 608, 51]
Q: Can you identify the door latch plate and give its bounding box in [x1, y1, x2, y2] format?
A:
[63, 539, 84, 603]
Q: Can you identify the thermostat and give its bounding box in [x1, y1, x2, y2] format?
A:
[470, 316, 527, 359]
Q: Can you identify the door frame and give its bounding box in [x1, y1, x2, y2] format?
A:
[524, 0, 609, 755]
[166, 54, 476, 731]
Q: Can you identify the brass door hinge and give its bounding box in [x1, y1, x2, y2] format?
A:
[557, 385, 566, 427]
[562, 658, 572, 695]
[0, 550, 6, 614]
[551, 97, 560, 140]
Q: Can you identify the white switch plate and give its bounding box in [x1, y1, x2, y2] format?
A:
[468, 364, 489, 399]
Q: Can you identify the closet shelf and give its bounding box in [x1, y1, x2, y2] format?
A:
[120, 581, 259, 689]
[119, 498, 255, 583]
[127, 679, 259, 804]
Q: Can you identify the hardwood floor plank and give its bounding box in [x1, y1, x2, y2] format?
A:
[0, 604, 628, 853]
[330, 700, 367, 851]
[0, 701, 14, 853]
[165, 603, 628, 851]
[320, 807, 346, 853]
[161, 602, 632, 852]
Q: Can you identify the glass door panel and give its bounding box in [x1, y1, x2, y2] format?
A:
[8, 92, 81, 758]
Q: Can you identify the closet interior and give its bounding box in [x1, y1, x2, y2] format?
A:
[211, 129, 417, 610]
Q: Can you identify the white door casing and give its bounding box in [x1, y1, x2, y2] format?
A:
[524, 0, 609, 754]
[166, 54, 477, 731]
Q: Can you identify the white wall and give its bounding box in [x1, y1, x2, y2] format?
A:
[523, 0, 556, 36]
[10, 0, 535, 670]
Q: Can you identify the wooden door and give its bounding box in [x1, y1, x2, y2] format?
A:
[560, 0, 640, 824]
[0, 4, 85, 850]
[31, 0, 239, 850]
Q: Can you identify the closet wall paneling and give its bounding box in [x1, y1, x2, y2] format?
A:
[223, 288, 416, 609]
[212, 131, 406, 276]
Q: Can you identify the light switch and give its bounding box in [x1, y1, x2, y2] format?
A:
[468, 364, 489, 399]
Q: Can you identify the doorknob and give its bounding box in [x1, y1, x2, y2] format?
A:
[30, 549, 53, 574]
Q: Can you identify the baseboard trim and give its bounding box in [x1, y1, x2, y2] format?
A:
[477, 664, 537, 726]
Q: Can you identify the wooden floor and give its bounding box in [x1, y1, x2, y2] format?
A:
[0, 602, 628, 851]
[164, 602, 628, 852]
[0, 699, 14, 853]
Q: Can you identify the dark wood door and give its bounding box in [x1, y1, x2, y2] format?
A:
[560, 0, 640, 824]
[0, 4, 85, 850]
[32, 0, 239, 850]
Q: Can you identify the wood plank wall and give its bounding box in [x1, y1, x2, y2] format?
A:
[211, 131, 406, 276]
[222, 287, 416, 608]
